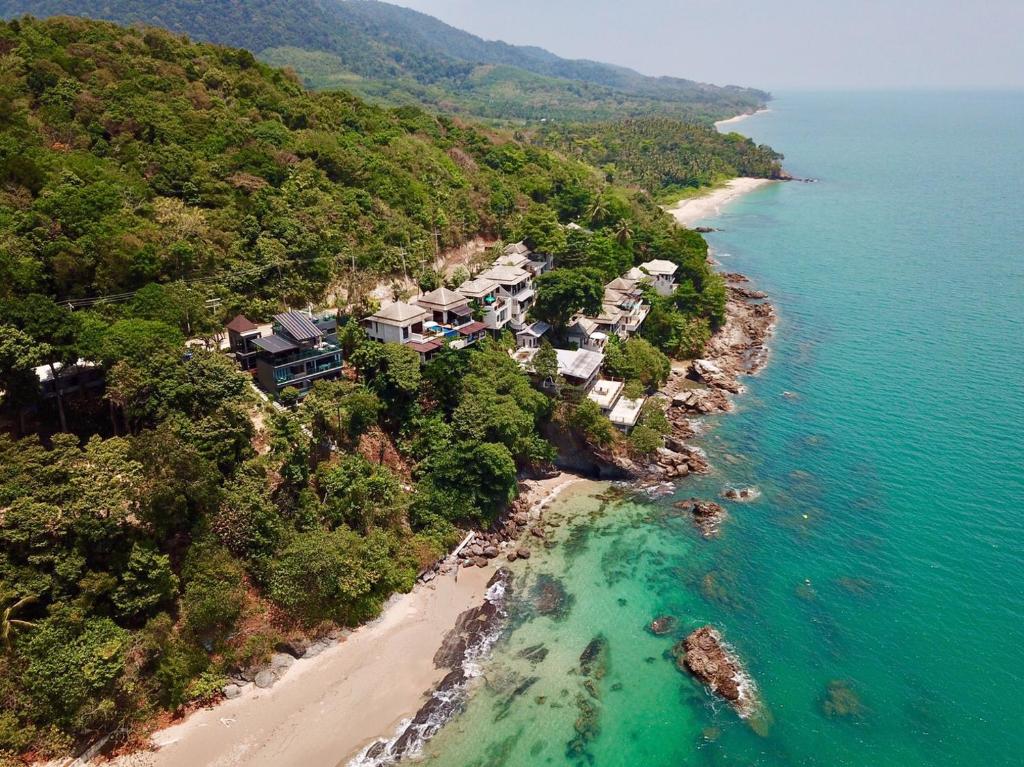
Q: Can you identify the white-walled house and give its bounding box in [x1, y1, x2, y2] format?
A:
[627, 260, 678, 296]
[362, 302, 429, 344]
[478, 264, 535, 326]
[456, 277, 510, 330]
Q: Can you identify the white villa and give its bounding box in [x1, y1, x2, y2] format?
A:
[587, 378, 647, 432]
[626, 259, 678, 296]
[362, 298, 487, 363]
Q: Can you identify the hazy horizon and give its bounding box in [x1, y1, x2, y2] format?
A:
[390, 0, 1024, 91]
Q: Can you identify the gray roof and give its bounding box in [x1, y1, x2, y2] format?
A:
[457, 277, 500, 297]
[480, 265, 531, 283]
[366, 302, 428, 324]
[275, 311, 322, 343]
[556, 348, 604, 381]
[517, 321, 551, 338]
[254, 334, 298, 354]
[417, 287, 469, 310]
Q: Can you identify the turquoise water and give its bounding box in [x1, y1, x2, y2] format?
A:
[420, 92, 1024, 766]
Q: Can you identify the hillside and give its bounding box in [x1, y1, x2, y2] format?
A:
[0, 17, 740, 759]
[0, 0, 769, 123]
[534, 117, 787, 201]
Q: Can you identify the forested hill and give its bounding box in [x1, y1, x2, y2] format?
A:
[0, 0, 769, 123]
[0, 17, 742, 758]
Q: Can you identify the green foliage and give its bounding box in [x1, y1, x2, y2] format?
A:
[111, 544, 178, 621]
[536, 118, 783, 198]
[180, 545, 247, 645]
[568, 400, 617, 448]
[532, 340, 561, 390]
[0, 15, 607, 307]
[305, 380, 381, 442]
[21, 613, 129, 730]
[0, 1, 769, 125]
[532, 268, 606, 332]
[213, 461, 284, 582]
[603, 338, 671, 389]
[351, 342, 421, 418]
[315, 455, 404, 532]
[269, 527, 416, 625]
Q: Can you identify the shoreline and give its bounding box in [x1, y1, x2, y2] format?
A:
[102, 473, 586, 767]
[666, 177, 776, 228]
[714, 107, 770, 130]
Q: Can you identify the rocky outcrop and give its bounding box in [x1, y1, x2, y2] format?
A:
[360, 568, 512, 765]
[722, 486, 760, 502]
[646, 272, 774, 484]
[675, 498, 728, 537]
[647, 616, 678, 636]
[672, 626, 758, 718]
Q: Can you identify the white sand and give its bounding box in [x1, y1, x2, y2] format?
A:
[714, 108, 769, 130]
[106, 472, 587, 767]
[666, 178, 775, 228]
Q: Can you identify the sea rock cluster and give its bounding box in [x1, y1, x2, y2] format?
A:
[672, 626, 755, 715]
[675, 498, 729, 537]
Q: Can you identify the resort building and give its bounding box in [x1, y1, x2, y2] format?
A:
[456, 277, 510, 331]
[362, 302, 429, 345]
[512, 345, 605, 393]
[225, 314, 264, 371]
[603, 277, 650, 336]
[416, 287, 473, 326]
[586, 377, 646, 432]
[477, 264, 536, 326]
[361, 297, 487, 363]
[495, 241, 553, 276]
[33, 359, 104, 400]
[253, 310, 342, 397]
[566, 316, 609, 353]
[515, 321, 551, 349]
[627, 259, 678, 296]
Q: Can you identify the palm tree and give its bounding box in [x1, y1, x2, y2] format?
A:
[614, 219, 634, 246]
[587, 195, 610, 227]
[1, 595, 37, 652]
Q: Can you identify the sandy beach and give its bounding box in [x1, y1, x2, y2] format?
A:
[666, 177, 775, 228]
[714, 107, 769, 130]
[105, 473, 585, 767]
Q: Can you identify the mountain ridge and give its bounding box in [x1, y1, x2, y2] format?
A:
[0, 0, 769, 123]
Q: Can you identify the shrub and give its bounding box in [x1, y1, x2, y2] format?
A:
[270, 527, 416, 625]
[181, 545, 247, 645]
[568, 400, 616, 447]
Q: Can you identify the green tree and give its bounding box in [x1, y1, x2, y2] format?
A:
[603, 337, 671, 389]
[112, 544, 179, 621]
[0, 325, 49, 433]
[568, 399, 616, 448]
[270, 527, 416, 624]
[532, 268, 605, 333]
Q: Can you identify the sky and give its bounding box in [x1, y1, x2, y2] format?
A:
[390, 0, 1024, 90]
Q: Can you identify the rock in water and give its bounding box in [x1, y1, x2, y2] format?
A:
[821, 679, 866, 718]
[647, 616, 678, 636]
[675, 498, 729, 537]
[672, 626, 765, 729]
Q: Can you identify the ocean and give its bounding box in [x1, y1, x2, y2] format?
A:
[416, 91, 1024, 767]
